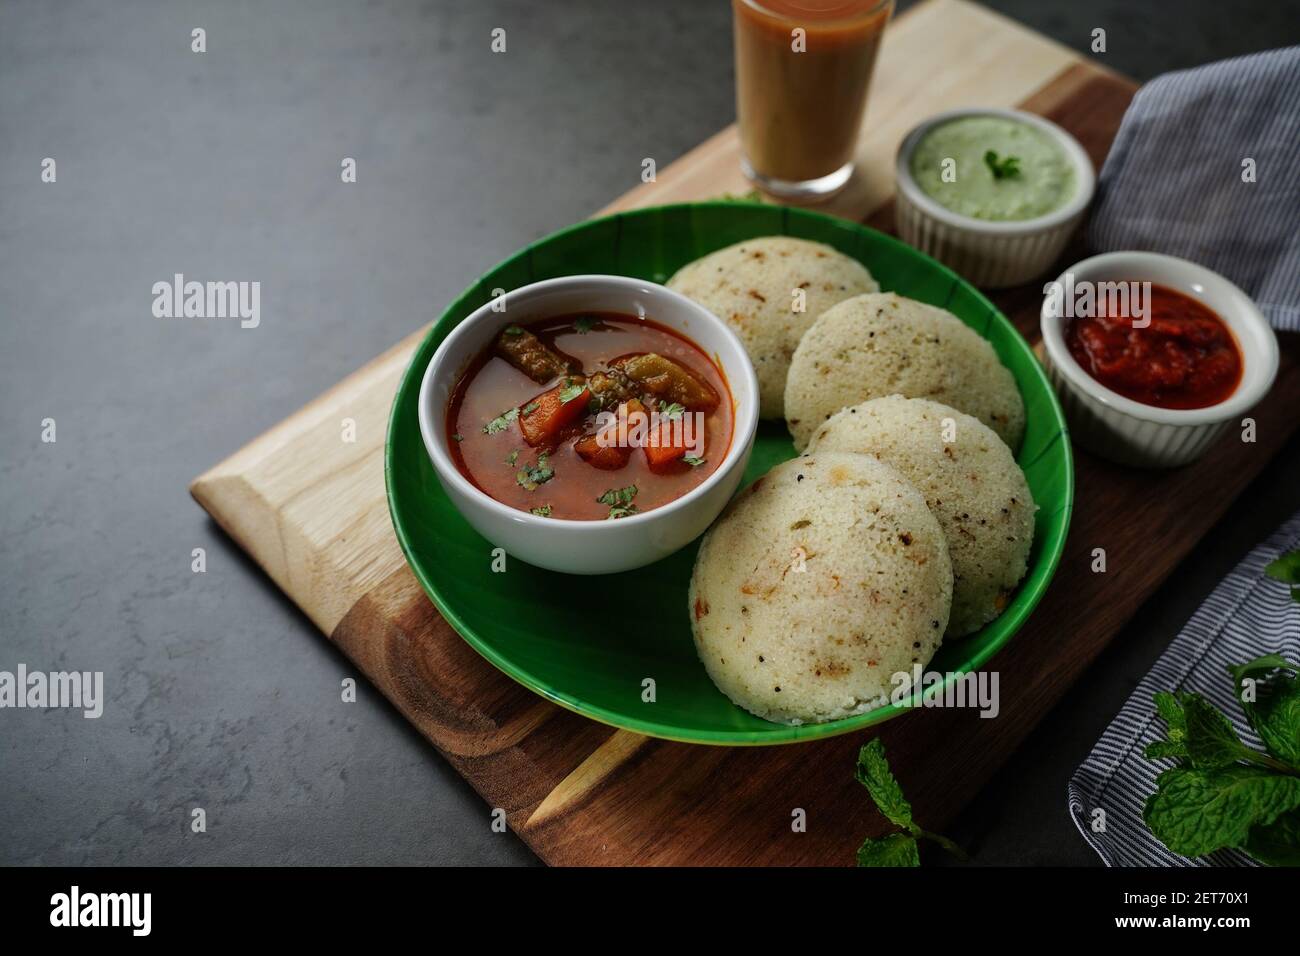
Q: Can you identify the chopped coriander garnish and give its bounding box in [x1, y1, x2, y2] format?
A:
[452, 433, 464, 443]
[683, 455, 705, 467]
[558, 383, 586, 404]
[521, 401, 540, 417]
[983, 150, 1021, 180]
[659, 402, 685, 420]
[530, 504, 552, 517]
[505, 449, 518, 466]
[483, 407, 519, 434]
[598, 485, 638, 519]
[516, 453, 554, 491]
[573, 316, 597, 333]
[597, 485, 638, 507]
[503, 325, 525, 336]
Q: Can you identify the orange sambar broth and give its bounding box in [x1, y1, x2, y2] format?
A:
[447, 313, 735, 521]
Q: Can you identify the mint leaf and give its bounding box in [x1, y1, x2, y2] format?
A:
[1265, 549, 1300, 584]
[1243, 807, 1300, 866]
[1229, 656, 1300, 768]
[1251, 672, 1300, 769]
[1146, 740, 1188, 761]
[1147, 691, 1189, 761]
[984, 150, 1021, 180]
[1154, 690, 1187, 740]
[856, 832, 919, 867]
[659, 402, 686, 421]
[855, 738, 915, 831]
[1265, 550, 1300, 604]
[1143, 765, 1300, 858]
[1182, 694, 1251, 769]
[1155, 690, 1186, 727]
[1229, 654, 1295, 690]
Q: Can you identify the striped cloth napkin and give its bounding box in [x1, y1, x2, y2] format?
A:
[1068, 510, 1300, 865]
[1088, 47, 1300, 332]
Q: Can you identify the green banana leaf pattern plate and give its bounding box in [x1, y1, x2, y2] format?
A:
[386, 202, 1073, 745]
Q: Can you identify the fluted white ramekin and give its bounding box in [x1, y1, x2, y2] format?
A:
[895, 108, 1095, 289]
[1040, 252, 1279, 468]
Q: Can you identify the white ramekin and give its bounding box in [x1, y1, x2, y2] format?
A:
[418, 275, 760, 575]
[895, 108, 1096, 289]
[1040, 252, 1279, 468]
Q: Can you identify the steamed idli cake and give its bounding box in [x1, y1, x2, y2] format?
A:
[688, 452, 952, 725]
[783, 292, 1025, 451]
[807, 396, 1036, 637]
[667, 237, 879, 419]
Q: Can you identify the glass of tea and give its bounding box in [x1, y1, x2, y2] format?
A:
[733, 0, 893, 200]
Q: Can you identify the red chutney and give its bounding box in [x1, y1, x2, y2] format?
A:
[447, 313, 734, 521]
[1065, 283, 1242, 409]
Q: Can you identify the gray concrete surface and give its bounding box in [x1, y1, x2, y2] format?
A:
[1, 0, 1296, 866]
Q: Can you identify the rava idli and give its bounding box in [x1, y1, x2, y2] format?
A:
[783, 292, 1025, 451]
[807, 396, 1036, 637]
[667, 236, 878, 420]
[688, 452, 952, 725]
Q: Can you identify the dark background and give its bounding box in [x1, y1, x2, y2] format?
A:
[2, 0, 1297, 866]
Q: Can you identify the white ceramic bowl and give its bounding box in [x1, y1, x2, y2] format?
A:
[895, 108, 1095, 289]
[1040, 252, 1279, 468]
[417, 275, 760, 575]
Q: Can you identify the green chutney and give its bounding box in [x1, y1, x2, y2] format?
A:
[909, 116, 1076, 221]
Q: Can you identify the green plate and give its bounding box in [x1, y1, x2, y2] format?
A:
[386, 202, 1073, 745]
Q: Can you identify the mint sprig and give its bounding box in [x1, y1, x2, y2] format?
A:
[1143, 655, 1300, 864]
[983, 150, 1021, 180]
[854, 738, 967, 866]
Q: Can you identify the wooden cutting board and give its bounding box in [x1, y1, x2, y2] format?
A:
[191, 0, 1300, 865]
